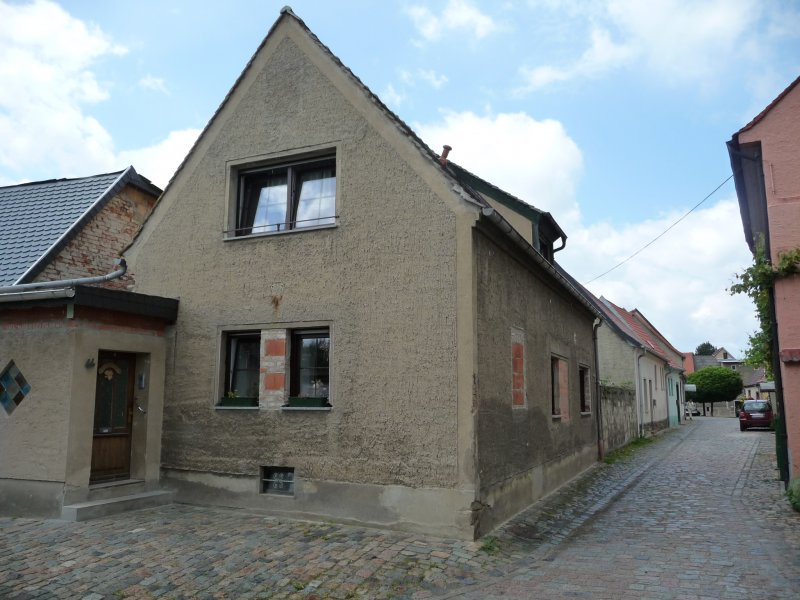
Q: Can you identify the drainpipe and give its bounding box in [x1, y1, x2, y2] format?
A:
[593, 318, 604, 459]
[0, 259, 127, 294]
[635, 350, 646, 438]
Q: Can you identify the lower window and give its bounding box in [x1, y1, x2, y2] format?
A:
[289, 329, 330, 403]
[220, 331, 260, 407]
[579, 366, 590, 413]
[261, 466, 294, 495]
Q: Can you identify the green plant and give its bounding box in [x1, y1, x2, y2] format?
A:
[686, 367, 743, 405]
[787, 477, 800, 512]
[603, 436, 655, 464]
[479, 536, 500, 554]
[291, 581, 306, 591]
[730, 236, 800, 375]
[695, 341, 717, 356]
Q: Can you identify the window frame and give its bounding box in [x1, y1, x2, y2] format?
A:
[551, 355, 569, 419]
[288, 328, 331, 404]
[219, 330, 261, 408]
[578, 364, 591, 414]
[226, 147, 339, 240]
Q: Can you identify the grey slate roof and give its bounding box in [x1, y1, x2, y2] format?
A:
[0, 167, 160, 286]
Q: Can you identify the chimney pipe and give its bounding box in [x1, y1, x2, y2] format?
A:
[439, 145, 452, 166]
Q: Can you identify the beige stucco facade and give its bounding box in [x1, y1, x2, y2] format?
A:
[122, 12, 599, 539]
[0, 305, 170, 517]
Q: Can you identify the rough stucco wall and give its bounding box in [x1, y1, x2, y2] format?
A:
[597, 327, 636, 387]
[601, 384, 637, 452]
[33, 185, 156, 289]
[128, 35, 459, 489]
[473, 226, 597, 493]
[0, 311, 73, 482]
[740, 83, 800, 477]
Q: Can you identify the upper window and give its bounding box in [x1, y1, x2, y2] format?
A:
[221, 331, 260, 407]
[235, 156, 336, 236]
[551, 356, 569, 418]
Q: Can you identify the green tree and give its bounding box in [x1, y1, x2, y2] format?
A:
[730, 237, 800, 376]
[686, 367, 743, 404]
[694, 341, 716, 356]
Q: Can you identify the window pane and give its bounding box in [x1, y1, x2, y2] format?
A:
[239, 171, 287, 235]
[295, 165, 335, 228]
[294, 332, 329, 398]
[227, 335, 260, 399]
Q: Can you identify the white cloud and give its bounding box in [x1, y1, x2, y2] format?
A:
[415, 110, 584, 227]
[0, 0, 126, 176]
[406, 0, 498, 42]
[518, 27, 633, 92]
[519, 0, 796, 92]
[560, 198, 758, 355]
[138, 75, 168, 94]
[0, 1, 194, 189]
[118, 128, 201, 189]
[418, 69, 449, 89]
[382, 84, 406, 108]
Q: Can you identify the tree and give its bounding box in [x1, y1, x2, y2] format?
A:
[695, 341, 716, 356]
[686, 367, 743, 404]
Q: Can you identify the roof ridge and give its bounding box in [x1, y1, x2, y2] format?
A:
[0, 170, 127, 191]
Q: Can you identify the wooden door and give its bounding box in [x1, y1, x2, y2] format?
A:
[90, 351, 135, 483]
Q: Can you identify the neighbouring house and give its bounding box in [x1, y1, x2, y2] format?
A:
[728, 74, 800, 483]
[682, 352, 695, 375]
[114, 7, 601, 539]
[0, 168, 179, 517]
[593, 298, 683, 434]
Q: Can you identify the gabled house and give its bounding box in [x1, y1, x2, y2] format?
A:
[0, 168, 178, 517]
[115, 7, 601, 539]
[728, 74, 800, 483]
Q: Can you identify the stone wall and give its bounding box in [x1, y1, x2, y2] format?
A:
[601, 384, 638, 452]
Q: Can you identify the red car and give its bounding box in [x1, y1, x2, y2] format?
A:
[739, 400, 773, 431]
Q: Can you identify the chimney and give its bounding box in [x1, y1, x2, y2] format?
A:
[439, 145, 452, 166]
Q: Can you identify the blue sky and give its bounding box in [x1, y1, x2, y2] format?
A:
[2, 0, 800, 356]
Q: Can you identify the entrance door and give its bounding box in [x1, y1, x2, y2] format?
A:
[90, 351, 136, 483]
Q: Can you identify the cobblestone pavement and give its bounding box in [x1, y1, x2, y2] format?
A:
[1, 418, 797, 599]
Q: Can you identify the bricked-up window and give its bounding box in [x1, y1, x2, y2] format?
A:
[220, 332, 260, 407]
[511, 331, 526, 407]
[551, 356, 569, 418]
[234, 156, 335, 236]
[289, 329, 330, 405]
[579, 366, 590, 413]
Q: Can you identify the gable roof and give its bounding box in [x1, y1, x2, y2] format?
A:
[738, 74, 800, 134]
[0, 167, 160, 286]
[600, 298, 673, 366]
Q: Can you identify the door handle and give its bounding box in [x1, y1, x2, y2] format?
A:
[136, 404, 147, 414]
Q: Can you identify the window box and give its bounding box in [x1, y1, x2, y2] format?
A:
[284, 396, 330, 408]
[219, 396, 258, 408]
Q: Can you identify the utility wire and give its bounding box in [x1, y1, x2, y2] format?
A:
[584, 174, 734, 284]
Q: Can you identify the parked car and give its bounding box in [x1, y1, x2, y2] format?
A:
[739, 400, 773, 431]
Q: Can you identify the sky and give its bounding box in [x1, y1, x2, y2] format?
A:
[2, 0, 799, 356]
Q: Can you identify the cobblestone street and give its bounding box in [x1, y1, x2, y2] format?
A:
[2, 418, 798, 599]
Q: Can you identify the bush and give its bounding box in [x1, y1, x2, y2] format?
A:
[788, 477, 800, 512]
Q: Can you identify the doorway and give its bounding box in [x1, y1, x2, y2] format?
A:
[90, 351, 136, 483]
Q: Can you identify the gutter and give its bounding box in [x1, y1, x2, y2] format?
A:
[0, 259, 127, 295]
[0, 288, 75, 304]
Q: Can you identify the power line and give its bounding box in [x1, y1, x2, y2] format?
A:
[584, 174, 734, 284]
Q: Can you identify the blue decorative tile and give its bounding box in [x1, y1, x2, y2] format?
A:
[0, 360, 31, 416]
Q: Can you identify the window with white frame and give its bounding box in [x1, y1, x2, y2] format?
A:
[233, 155, 336, 236]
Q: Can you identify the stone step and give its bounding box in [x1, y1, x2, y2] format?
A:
[61, 490, 173, 522]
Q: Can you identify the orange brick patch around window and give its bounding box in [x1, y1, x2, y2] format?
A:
[265, 373, 285, 391]
[512, 341, 525, 406]
[266, 338, 286, 357]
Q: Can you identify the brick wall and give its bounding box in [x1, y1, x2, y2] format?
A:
[33, 184, 156, 289]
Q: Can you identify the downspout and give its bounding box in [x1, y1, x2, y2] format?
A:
[0, 259, 127, 294]
[593, 318, 604, 459]
[635, 350, 646, 438]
